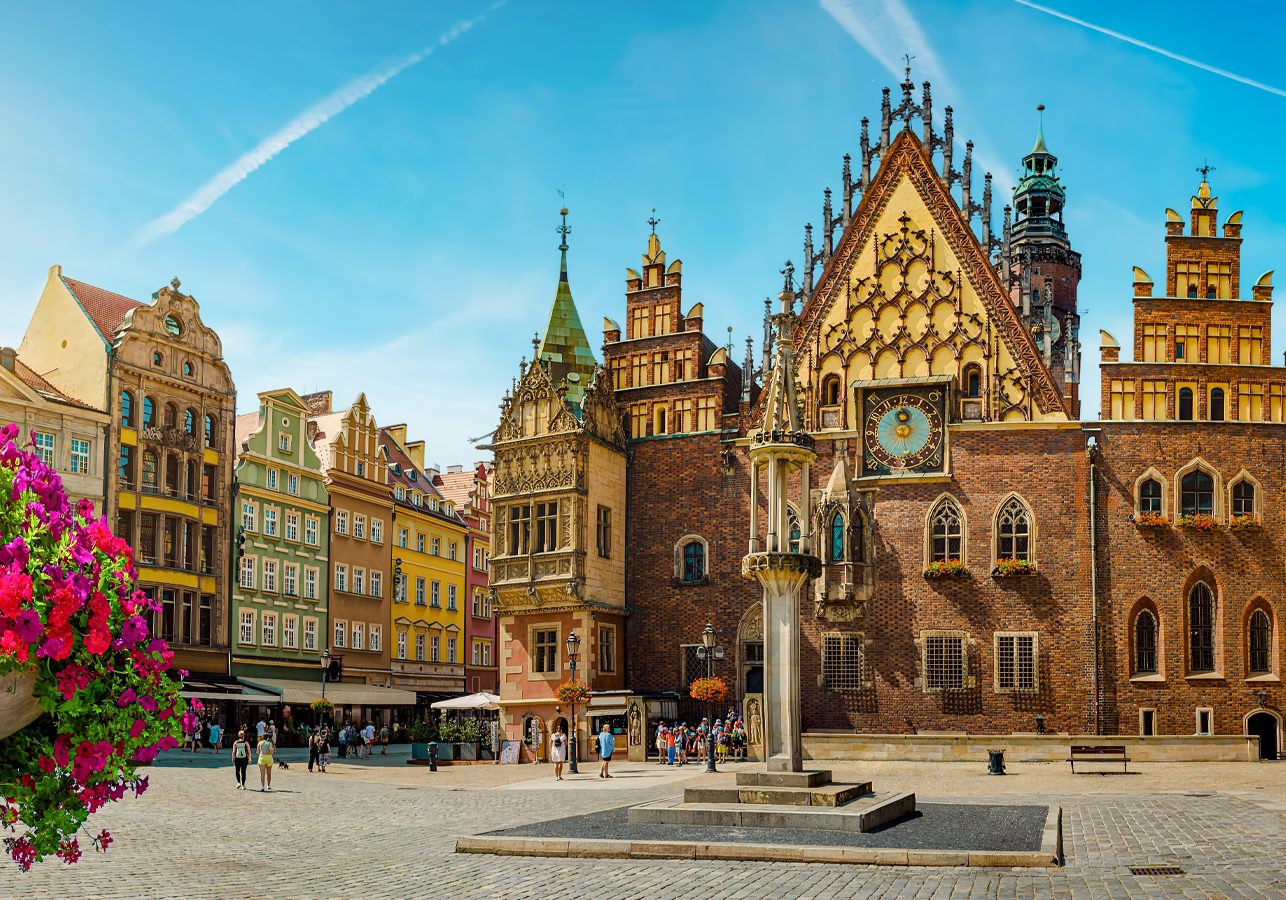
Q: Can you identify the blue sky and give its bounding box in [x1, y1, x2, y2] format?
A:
[2, 1, 1284, 464]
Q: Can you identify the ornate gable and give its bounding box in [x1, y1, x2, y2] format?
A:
[495, 360, 583, 444]
[796, 131, 1068, 424]
[579, 366, 626, 447]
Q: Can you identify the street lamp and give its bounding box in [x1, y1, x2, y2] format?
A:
[319, 648, 331, 729]
[565, 631, 581, 774]
[695, 622, 724, 773]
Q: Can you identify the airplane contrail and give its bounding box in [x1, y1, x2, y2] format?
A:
[133, 6, 500, 247]
[1013, 1, 1286, 99]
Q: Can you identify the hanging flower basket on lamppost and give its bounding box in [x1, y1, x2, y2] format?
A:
[554, 682, 591, 705]
[0, 424, 188, 871]
[688, 676, 729, 704]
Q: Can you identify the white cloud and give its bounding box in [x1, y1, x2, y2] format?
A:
[132, 6, 501, 248]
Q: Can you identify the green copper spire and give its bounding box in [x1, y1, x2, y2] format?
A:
[1011, 104, 1068, 248]
[537, 207, 598, 413]
[1032, 104, 1048, 154]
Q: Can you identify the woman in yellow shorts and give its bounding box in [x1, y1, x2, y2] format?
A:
[257, 734, 275, 792]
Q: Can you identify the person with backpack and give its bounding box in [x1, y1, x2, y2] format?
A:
[232, 731, 251, 789]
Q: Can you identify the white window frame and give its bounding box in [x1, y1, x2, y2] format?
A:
[447, 636, 456, 664]
[334, 619, 346, 648]
[371, 519, 383, 544]
[431, 580, 441, 607]
[285, 512, 299, 542]
[305, 516, 320, 546]
[370, 624, 381, 653]
[70, 437, 91, 475]
[334, 563, 348, 593]
[239, 609, 255, 645]
[242, 501, 258, 532]
[354, 514, 366, 540]
[304, 567, 318, 600]
[336, 510, 349, 535]
[370, 570, 382, 598]
[303, 618, 317, 651]
[283, 562, 298, 596]
[266, 468, 278, 490]
[353, 567, 365, 596]
[262, 558, 278, 593]
[352, 622, 365, 651]
[430, 634, 440, 662]
[287, 472, 299, 495]
[415, 577, 426, 605]
[32, 432, 55, 466]
[415, 632, 425, 661]
[283, 615, 298, 649]
[447, 584, 457, 610]
[397, 629, 408, 659]
[261, 612, 277, 647]
[240, 555, 256, 590]
[263, 507, 278, 537]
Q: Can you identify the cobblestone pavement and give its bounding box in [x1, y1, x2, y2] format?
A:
[6, 754, 1285, 899]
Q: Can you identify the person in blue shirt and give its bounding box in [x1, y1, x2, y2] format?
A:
[597, 723, 615, 778]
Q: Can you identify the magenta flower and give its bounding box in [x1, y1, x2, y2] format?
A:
[13, 608, 42, 642]
[129, 718, 146, 739]
[116, 687, 137, 708]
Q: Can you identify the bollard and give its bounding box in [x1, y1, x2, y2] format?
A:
[987, 748, 1005, 776]
[428, 742, 438, 773]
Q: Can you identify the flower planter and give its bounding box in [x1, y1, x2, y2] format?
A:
[433, 741, 457, 760]
[1228, 516, 1262, 532]
[1131, 513, 1170, 528]
[924, 561, 968, 579]
[992, 560, 1037, 578]
[410, 742, 431, 761]
[457, 742, 478, 761]
[1178, 514, 1219, 532]
[0, 669, 42, 741]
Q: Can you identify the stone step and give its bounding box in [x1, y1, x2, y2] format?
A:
[629, 790, 916, 833]
[736, 770, 833, 789]
[684, 782, 872, 807]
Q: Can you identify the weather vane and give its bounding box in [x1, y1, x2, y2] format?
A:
[903, 53, 914, 79]
[648, 208, 660, 235]
[1197, 160, 1216, 182]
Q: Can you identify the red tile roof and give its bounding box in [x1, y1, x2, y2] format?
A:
[13, 359, 103, 412]
[434, 470, 475, 508]
[63, 277, 145, 341]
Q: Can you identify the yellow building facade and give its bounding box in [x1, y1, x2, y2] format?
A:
[380, 426, 468, 698]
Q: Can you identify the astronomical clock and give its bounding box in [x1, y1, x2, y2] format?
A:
[860, 384, 948, 477]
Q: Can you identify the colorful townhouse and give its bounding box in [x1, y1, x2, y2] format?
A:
[19, 271, 237, 687]
[230, 388, 331, 700]
[306, 392, 417, 722]
[436, 462, 497, 694]
[380, 426, 468, 704]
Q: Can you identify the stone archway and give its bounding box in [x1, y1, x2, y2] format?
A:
[738, 604, 764, 699]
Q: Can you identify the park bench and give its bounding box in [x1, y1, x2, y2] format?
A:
[1067, 744, 1130, 773]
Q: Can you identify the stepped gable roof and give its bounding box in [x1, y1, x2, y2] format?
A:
[62, 277, 145, 341]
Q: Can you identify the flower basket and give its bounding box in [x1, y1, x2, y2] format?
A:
[1228, 514, 1262, 531]
[554, 682, 591, 705]
[0, 423, 187, 870]
[1131, 512, 1170, 528]
[992, 558, 1037, 578]
[689, 676, 729, 704]
[1178, 513, 1219, 532]
[310, 698, 334, 714]
[924, 559, 968, 578]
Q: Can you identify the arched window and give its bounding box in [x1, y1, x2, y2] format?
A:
[142, 396, 156, 428]
[1248, 609, 1272, 674]
[821, 375, 841, 406]
[829, 512, 845, 563]
[182, 361, 194, 378]
[164, 402, 178, 428]
[852, 512, 866, 564]
[1180, 470, 1214, 516]
[184, 408, 197, 435]
[682, 541, 705, 583]
[1139, 479, 1163, 514]
[784, 507, 801, 553]
[120, 390, 134, 427]
[185, 460, 196, 499]
[929, 498, 963, 562]
[152, 351, 163, 367]
[1134, 610, 1157, 674]
[204, 414, 217, 449]
[995, 497, 1032, 562]
[1209, 388, 1225, 421]
[962, 364, 982, 398]
[1178, 387, 1194, 421]
[1188, 582, 1215, 673]
[1232, 480, 1256, 517]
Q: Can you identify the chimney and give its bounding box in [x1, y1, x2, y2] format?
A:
[446, 464, 464, 474]
[406, 441, 427, 470]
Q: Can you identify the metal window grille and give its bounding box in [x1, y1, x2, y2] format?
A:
[925, 634, 965, 690]
[1135, 611, 1157, 673]
[1189, 583, 1215, 671]
[822, 634, 864, 691]
[996, 634, 1036, 691]
[679, 644, 704, 691]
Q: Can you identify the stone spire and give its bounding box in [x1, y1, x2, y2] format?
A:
[537, 207, 598, 412]
[754, 264, 811, 442]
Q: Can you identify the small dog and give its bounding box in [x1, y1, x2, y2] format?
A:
[276, 759, 289, 770]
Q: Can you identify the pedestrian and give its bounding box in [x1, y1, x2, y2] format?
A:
[655, 723, 667, 764]
[308, 733, 319, 773]
[257, 732, 275, 791]
[192, 717, 204, 753]
[597, 723, 615, 779]
[231, 730, 251, 789]
[666, 725, 677, 766]
[379, 722, 389, 755]
[208, 720, 222, 754]
[256, 717, 267, 741]
[267, 719, 277, 749]
[549, 724, 567, 781]
[364, 722, 375, 759]
[318, 731, 331, 773]
[676, 724, 687, 766]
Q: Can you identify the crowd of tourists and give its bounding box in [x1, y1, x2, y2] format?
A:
[654, 708, 748, 765]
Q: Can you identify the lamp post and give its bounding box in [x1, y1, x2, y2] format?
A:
[696, 622, 724, 774]
[566, 631, 581, 774]
[319, 648, 330, 729]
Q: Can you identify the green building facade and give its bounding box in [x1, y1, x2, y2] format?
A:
[230, 388, 330, 695]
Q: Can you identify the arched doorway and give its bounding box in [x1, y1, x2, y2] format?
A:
[1247, 711, 1280, 761]
[738, 605, 764, 698]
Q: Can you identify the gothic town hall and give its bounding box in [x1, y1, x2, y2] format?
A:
[486, 74, 1284, 764]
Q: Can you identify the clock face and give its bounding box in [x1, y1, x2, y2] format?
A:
[864, 393, 945, 471]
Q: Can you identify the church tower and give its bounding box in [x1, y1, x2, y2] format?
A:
[1003, 108, 1083, 415]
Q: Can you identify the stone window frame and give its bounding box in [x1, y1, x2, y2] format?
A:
[821, 631, 870, 692]
[923, 493, 967, 567]
[1128, 598, 1164, 682]
[1184, 573, 1221, 678]
[991, 493, 1036, 567]
[529, 624, 561, 680]
[993, 631, 1039, 693]
[1138, 707, 1158, 737]
[826, 510, 847, 564]
[916, 630, 974, 692]
[1174, 457, 1222, 521]
[672, 534, 711, 586]
[1194, 707, 1214, 736]
[1243, 599, 1277, 679]
[598, 623, 617, 675]
[1132, 467, 1169, 519]
[1226, 469, 1262, 520]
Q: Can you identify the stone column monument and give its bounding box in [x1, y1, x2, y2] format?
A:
[742, 265, 822, 773]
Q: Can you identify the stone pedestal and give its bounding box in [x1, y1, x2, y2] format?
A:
[742, 552, 821, 773]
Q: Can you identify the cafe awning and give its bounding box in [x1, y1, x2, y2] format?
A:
[431, 691, 500, 711]
[237, 677, 419, 706]
[180, 677, 278, 702]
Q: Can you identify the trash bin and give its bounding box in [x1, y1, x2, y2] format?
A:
[987, 748, 1006, 775]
